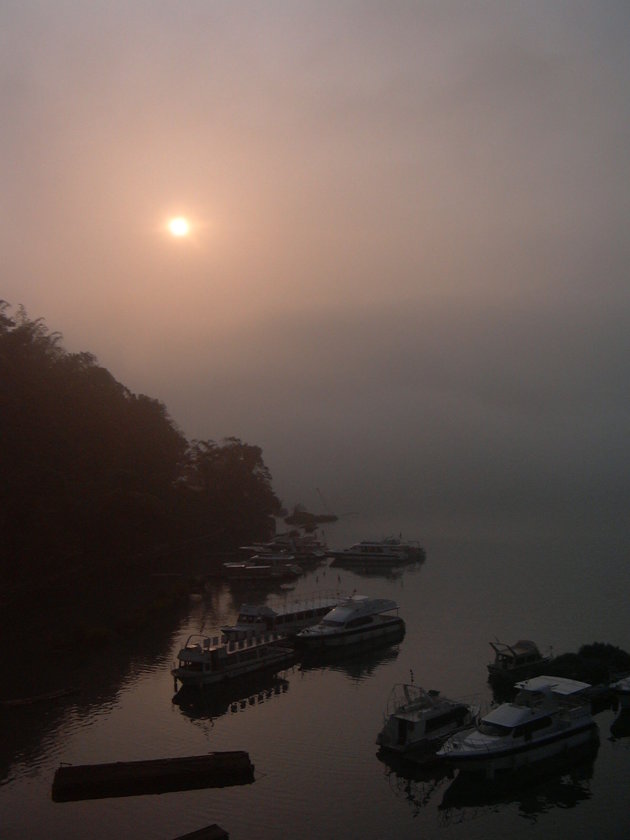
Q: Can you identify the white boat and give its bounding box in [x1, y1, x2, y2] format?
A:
[294, 595, 405, 650]
[437, 675, 597, 777]
[330, 536, 424, 565]
[171, 632, 295, 688]
[222, 594, 346, 640]
[376, 684, 479, 760]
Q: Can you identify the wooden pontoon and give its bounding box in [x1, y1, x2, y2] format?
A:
[173, 825, 229, 840]
[52, 751, 254, 802]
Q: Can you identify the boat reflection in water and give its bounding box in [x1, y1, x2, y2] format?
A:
[299, 626, 405, 681]
[172, 671, 291, 722]
[329, 558, 408, 580]
[376, 748, 454, 816]
[610, 708, 630, 739]
[438, 735, 599, 824]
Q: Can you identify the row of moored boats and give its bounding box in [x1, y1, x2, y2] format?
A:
[172, 594, 405, 688]
[221, 534, 425, 581]
[376, 637, 630, 778]
[174, 534, 627, 781]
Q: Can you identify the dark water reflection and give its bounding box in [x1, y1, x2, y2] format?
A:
[438, 738, 599, 822]
[610, 708, 630, 740]
[2, 539, 630, 840]
[298, 629, 405, 679]
[377, 750, 454, 815]
[172, 674, 291, 723]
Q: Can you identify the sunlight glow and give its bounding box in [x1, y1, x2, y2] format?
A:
[168, 217, 190, 237]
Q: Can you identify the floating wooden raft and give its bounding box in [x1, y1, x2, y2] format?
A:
[52, 751, 254, 802]
[173, 825, 229, 840]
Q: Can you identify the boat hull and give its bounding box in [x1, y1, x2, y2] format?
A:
[441, 722, 598, 774]
[172, 647, 294, 688]
[377, 715, 475, 758]
[295, 617, 405, 650]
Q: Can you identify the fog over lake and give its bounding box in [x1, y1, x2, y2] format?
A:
[3, 2, 629, 558]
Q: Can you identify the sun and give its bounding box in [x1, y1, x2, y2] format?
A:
[168, 216, 190, 237]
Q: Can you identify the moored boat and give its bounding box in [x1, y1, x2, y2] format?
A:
[487, 639, 551, 686]
[376, 684, 479, 760]
[437, 675, 597, 778]
[222, 593, 346, 640]
[330, 536, 424, 565]
[294, 595, 405, 650]
[171, 632, 295, 688]
[239, 531, 329, 566]
[222, 556, 302, 581]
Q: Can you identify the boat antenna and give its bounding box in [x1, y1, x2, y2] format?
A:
[410, 669, 414, 684]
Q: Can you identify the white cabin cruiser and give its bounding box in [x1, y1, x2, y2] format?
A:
[294, 595, 404, 650]
[330, 537, 424, 565]
[437, 676, 596, 777]
[376, 684, 478, 760]
[171, 632, 294, 688]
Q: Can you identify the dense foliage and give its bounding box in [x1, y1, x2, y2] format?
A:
[0, 302, 281, 590]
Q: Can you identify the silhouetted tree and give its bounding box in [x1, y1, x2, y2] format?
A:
[176, 437, 281, 547]
[0, 302, 281, 590]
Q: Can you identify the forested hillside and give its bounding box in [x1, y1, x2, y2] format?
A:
[0, 302, 281, 592]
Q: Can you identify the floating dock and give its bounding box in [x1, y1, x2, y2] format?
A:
[173, 825, 229, 840]
[52, 751, 254, 802]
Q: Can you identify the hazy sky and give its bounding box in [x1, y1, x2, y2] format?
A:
[3, 2, 630, 547]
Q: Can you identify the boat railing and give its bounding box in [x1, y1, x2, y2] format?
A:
[266, 589, 351, 613]
[183, 631, 288, 652]
[223, 631, 287, 650]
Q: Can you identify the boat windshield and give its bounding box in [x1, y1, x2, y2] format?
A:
[321, 617, 346, 627]
[478, 720, 513, 737]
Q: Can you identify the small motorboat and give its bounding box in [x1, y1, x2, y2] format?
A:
[376, 683, 478, 761]
[487, 639, 551, 686]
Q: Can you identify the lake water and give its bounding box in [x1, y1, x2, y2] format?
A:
[1, 525, 629, 839]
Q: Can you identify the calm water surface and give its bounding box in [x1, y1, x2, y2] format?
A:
[1, 529, 629, 839]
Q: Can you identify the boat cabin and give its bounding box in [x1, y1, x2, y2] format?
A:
[487, 640, 550, 683]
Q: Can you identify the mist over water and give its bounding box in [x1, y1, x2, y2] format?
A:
[2, 3, 630, 836]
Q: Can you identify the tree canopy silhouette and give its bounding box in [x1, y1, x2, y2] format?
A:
[0, 301, 280, 590]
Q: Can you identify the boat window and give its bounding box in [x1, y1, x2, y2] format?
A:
[238, 649, 260, 662]
[347, 615, 373, 629]
[322, 618, 345, 627]
[425, 708, 468, 734]
[512, 716, 553, 738]
[478, 721, 512, 737]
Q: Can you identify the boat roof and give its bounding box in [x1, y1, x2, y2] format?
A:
[238, 604, 277, 618]
[490, 639, 541, 656]
[236, 596, 342, 620]
[350, 537, 417, 547]
[484, 703, 540, 727]
[325, 596, 398, 621]
[514, 675, 591, 695]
